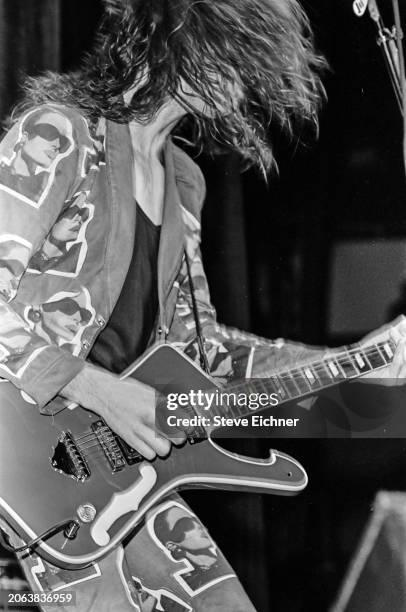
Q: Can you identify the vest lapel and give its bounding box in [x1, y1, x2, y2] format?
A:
[157, 142, 186, 333]
[105, 120, 137, 312]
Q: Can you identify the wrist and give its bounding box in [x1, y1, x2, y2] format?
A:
[61, 363, 115, 414]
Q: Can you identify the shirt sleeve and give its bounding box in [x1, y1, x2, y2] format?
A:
[0, 104, 88, 408]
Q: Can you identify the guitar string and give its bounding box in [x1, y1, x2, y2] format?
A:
[76, 432, 124, 451]
[76, 427, 190, 452]
[211, 357, 392, 418]
[72, 341, 396, 451]
[75, 431, 100, 442]
[242, 341, 393, 381]
[204, 341, 395, 418]
[76, 385, 388, 448]
[74, 429, 117, 443]
[196, 337, 396, 419]
[226, 342, 395, 394]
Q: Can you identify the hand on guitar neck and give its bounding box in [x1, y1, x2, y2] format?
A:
[354, 315, 406, 383]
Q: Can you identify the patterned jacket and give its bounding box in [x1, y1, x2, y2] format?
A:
[0, 103, 318, 412]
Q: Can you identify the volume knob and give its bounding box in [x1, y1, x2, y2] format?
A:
[77, 503, 97, 523]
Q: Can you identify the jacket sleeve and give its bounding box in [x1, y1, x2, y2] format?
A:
[0, 104, 89, 407]
[175, 245, 325, 382]
[173, 170, 325, 382]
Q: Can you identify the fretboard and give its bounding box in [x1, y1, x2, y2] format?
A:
[208, 339, 396, 420]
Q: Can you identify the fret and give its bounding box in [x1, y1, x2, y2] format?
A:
[262, 378, 285, 404]
[361, 349, 373, 371]
[278, 373, 301, 399]
[255, 379, 268, 393]
[231, 392, 246, 417]
[289, 369, 312, 394]
[326, 359, 346, 380]
[245, 382, 257, 396]
[381, 341, 394, 363]
[229, 400, 244, 418]
[375, 343, 389, 366]
[303, 366, 324, 390]
[206, 402, 221, 418]
[217, 391, 234, 417]
[337, 352, 359, 378]
[363, 344, 387, 370]
[251, 380, 271, 405]
[216, 338, 397, 421]
[313, 362, 334, 387]
[234, 378, 281, 403]
[235, 397, 247, 418]
[258, 378, 279, 397]
[269, 375, 289, 400]
[351, 349, 372, 374]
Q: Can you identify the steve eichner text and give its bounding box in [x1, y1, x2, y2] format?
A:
[166, 389, 280, 411]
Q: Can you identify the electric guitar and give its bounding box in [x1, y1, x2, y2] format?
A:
[0, 339, 396, 569]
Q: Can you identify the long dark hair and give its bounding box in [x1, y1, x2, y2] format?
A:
[13, 0, 326, 171]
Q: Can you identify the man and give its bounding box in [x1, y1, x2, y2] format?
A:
[1, 0, 406, 610]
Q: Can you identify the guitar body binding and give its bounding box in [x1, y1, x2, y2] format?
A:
[0, 343, 307, 569]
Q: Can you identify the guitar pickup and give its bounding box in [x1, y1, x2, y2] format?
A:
[91, 421, 126, 473]
[115, 437, 143, 465]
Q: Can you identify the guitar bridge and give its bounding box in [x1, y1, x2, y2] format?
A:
[51, 431, 90, 482]
[92, 421, 126, 473]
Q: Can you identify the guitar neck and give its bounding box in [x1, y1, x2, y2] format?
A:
[212, 338, 396, 420]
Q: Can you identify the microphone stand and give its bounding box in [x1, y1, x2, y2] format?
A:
[367, 0, 406, 176]
[392, 0, 406, 177]
[367, 0, 404, 116]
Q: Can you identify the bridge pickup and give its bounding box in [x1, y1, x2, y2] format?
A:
[92, 421, 126, 473]
[51, 431, 90, 482]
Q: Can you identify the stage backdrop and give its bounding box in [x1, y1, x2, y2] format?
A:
[0, 0, 60, 120]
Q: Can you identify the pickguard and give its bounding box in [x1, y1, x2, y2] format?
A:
[91, 463, 157, 546]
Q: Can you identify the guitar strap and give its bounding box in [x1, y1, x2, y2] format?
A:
[184, 249, 211, 374]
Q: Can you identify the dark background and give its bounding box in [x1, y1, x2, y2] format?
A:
[1, 1, 406, 610]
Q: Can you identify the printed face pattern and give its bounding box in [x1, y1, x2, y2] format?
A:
[0, 236, 32, 301]
[0, 109, 74, 207]
[147, 500, 234, 597]
[24, 288, 95, 355]
[0, 105, 107, 385]
[0, 303, 45, 378]
[28, 193, 94, 277]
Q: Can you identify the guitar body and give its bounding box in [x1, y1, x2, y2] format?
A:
[0, 344, 307, 570]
